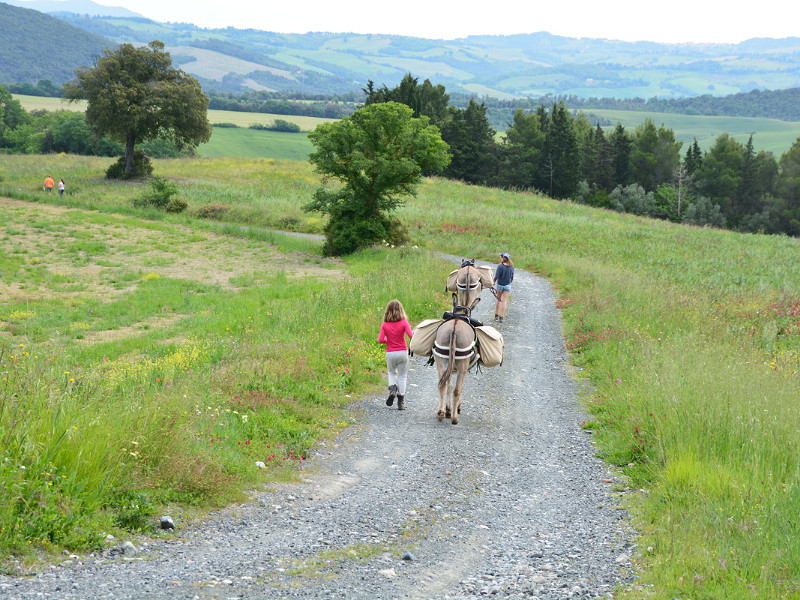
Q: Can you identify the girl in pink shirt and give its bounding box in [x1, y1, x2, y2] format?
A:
[378, 299, 413, 410]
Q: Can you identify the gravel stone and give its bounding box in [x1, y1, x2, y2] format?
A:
[0, 260, 634, 599]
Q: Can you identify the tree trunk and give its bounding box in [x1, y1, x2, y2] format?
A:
[125, 132, 136, 176]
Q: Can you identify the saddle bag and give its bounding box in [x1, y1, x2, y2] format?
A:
[475, 325, 504, 367]
[445, 269, 459, 292]
[446, 266, 495, 292]
[410, 318, 444, 357]
[476, 265, 494, 288]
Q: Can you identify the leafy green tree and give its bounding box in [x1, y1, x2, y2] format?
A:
[776, 137, 800, 234]
[63, 41, 211, 177]
[541, 102, 579, 199]
[694, 133, 743, 225]
[305, 102, 450, 255]
[439, 99, 498, 184]
[0, 84, 30, 148]
[608, 123, 633, 188]
[495, 108, 545, 190]
[682, 196, 726, 228]
[581, 124, 615, 192]
[629, 119, 682, 192]
[609, 183, 657, 217]
[363, 74, 450, 125]
[684, 138, 703, 174]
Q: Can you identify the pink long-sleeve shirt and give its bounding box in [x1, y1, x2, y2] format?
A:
[378, 319, 413, 352]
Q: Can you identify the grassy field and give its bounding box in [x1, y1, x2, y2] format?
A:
[195, 127, 313, 160]
[12, 94, 322, 160]
[590, 108, 800, 155]
[2, 154, 800, 598]
[14, 93, 800, 158]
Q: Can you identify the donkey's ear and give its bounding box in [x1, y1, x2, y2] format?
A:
[470, 297, 481, 310]
[452, 293, 458, 309]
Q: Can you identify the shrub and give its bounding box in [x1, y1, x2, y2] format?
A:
[270, 119, 301, 133]
[212, 122, 239, 128]
[682, 196, 726, 228]
[132, 176, 187, 213]
[610, 183, 657, 217]
[193, 203, 232, 220]
[105, 149, 153, 180]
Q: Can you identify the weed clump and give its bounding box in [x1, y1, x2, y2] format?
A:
[133, 176, 187, 213]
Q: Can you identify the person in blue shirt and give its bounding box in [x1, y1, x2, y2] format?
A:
[494, 252, 514, 322]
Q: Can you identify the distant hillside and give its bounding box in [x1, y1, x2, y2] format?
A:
[4, 0, 141, 18]
[5, 0, 800, 101]
[0, 2, 113, 85]
[48, 14, 800, 100]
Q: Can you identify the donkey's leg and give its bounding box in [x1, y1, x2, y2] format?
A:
[450, 364, 469, 425]
[436, 360, 447, 422]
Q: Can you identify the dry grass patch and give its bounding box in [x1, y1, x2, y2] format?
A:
[0, 196, 344, 306]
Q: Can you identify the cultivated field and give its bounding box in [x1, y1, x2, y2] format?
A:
[15, 93, 800, 158]
[2, 153, 800, 597]
[12, 94, 324, 159]
[589, 108, 800, 155]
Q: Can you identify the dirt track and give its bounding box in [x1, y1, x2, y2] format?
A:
[2, 255, 634, 600]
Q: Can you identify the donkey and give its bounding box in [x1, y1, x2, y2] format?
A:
[433, 294, 480, 425]
[455, 259, 482, 310]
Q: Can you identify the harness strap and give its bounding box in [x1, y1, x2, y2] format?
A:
[433, 345, 476, 360]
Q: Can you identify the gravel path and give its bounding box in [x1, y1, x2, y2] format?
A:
[1, 261, 634, 600]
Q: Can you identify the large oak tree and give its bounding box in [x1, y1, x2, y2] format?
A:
[64, 41, 211, 177]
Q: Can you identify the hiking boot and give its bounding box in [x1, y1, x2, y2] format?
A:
[494, 314, 499, 321]
[386, 385, 397, 406]
[397, 395, 405, 410]
[498, 316, 503, 323]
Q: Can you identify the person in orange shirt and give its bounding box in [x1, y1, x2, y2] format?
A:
[44, 175, 54, 193]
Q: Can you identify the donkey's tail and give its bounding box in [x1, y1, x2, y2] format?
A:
[438, 327, 456, 392]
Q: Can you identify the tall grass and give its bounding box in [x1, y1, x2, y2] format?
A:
[0, 192, 450, 556]
[3, 153, 800, 596]
[396, 179, 800, 598]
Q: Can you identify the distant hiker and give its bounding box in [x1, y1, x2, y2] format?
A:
[378, 299, 413, 410]
[58, 179, 65, 198]
[494, 252, 514, 323]
[44, 175, 54, 193]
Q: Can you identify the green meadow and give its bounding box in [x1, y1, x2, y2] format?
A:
[12, 94, 321, 160]
[15, 93, 800, 158]
[591, 108, 800, 155]
[2, 154, 800, 598]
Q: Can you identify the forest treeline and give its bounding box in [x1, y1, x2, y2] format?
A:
[474, 87, 800, 121]
[206, 85, 800, 123]
[8, 79, 800, 123]
[0, 85, 191, 160]
[364, 75, 800, 237]
[4, 76, 800, 237]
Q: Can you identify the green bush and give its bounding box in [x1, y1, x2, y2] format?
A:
[132, 176, 187, 213]
[270, 119, 302, 133]
[105, 149, 154, 180]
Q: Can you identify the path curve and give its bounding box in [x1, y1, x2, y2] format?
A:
[1, 259, 634, 600]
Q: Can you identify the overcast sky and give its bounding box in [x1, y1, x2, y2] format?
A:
[93, 0, 797, 44]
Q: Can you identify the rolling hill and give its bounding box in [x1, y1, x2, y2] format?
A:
[0, 2, 113, 84]
[3, 0, 800, 100]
